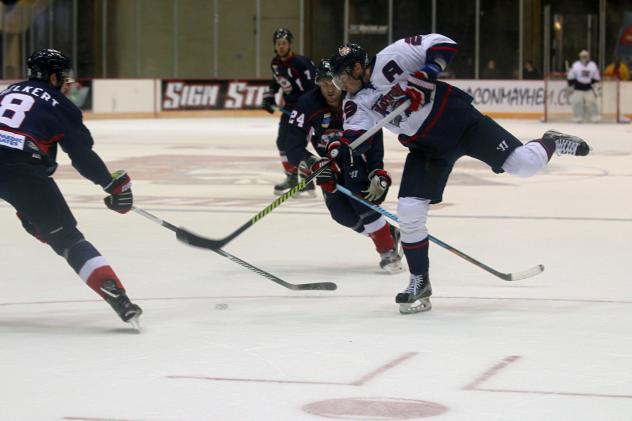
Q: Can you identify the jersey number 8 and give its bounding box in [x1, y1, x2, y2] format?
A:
[0, 93, 35, 129]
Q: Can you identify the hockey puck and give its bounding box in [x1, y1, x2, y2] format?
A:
[215, 303, 228, 310]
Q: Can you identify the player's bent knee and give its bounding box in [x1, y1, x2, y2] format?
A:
[397, 197, 430, 243]
[47, 227, 85, 257]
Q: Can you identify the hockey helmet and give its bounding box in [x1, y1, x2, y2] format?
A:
[272, 28, 293, 44]
[27, 48, 73, 85]
[315, 59, 335, 85]
[330, 43, 368, 76]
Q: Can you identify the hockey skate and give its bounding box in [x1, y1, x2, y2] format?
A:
[543, 130, 590, 156]
[296, 172, 317, 198]
[100, 280, 143, 330]
[273, 173, 298, 195]
[379, 224, 404, 273]
[395, 272, 432, 314]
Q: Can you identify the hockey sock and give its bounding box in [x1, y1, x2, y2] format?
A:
[65, 240, 125, 298]
[281, 155, 298, 175]
[402, 236, 429, 275]
[367, 219, 395, 253]
[528, 137, 555, 161]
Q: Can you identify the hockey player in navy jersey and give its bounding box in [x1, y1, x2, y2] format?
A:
[261, 28, 317, 195]
[0, 49, 142, 327]
[328, 36, 591, 314]
[285, 59, 403, 273]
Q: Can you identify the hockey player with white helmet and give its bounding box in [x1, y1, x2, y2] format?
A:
[567, 50, 602, 123]
[327, 35, 591, 314]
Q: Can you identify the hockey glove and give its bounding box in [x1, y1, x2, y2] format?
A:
[406, 71, 435, 112]
[103, 170, 133, 214]
[310, 158, 338, 193]
[262, 91, 276, 114]
[363, 169, 392, 204]
[326, 139, 353, 170]
[16, 212, 46, 243]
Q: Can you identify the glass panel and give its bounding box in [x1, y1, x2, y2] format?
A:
[217, 0, 256, 78]
[106, 0, 138, 77]
[392, 0, 432, 42]
[139, 0, 174, 78]
[76, 0, 98, 78]
[177, 0, 214, 78]
[261, 0, 302, 77]
[348, 0, 389, 58]
[436, 0, 475, 78]
[307, 0, 343, 64]
[480, 0, 519, 79]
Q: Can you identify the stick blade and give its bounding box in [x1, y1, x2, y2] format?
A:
[504, 264, 545, 281]
[292, 282, 338, 291]
[176, 228, 227, 250]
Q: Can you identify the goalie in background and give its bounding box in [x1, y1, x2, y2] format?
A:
[567, 50, 602, 123]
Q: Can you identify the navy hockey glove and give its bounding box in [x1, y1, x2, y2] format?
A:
[16, 212, 46, 243]
[104, 170, 133, 214]
[406, 71, 435, 112]
[362, 169, 392, 204]
[262, 91, 276, 114]
[326, 139, 353, 170]
[310, 158, 338, 193]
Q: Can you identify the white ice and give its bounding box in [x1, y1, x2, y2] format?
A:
[1, 117, 631, 421]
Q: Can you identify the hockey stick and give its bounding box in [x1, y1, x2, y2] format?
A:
[335, 184, 544, 282]
[177, 99, 412, 251]
[132, 207, 337, 291]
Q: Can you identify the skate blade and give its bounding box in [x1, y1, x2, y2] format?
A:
[294, 190, 317, 199]
[127, 315, 142, 332]
[381, 261, 405, 274]
[398, 298, 432, 314]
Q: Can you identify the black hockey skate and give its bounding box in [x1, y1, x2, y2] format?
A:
[100, 280, 143, 329]
[274, 172, 316, 197]
[379, 224, 404, 273]
[395, 272, 432, 314]
[273, 173, 298, 195]
[543, 130, 591, 156]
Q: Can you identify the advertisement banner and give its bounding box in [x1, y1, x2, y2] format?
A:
[161, 79, 270, 110]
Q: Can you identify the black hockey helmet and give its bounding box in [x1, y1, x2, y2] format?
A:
[27, 48, 73, 84]
[330, 43, 368, 76]
[315, 59, 334, 85]
[272, 28, 293, 44]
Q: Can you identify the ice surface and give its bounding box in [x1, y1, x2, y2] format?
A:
[1, 117, 631, 420]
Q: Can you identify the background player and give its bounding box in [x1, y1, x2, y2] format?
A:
[0, 49, 142, 327]
[261, 28, 317, 195]
[328, 37, 590, 314]
[285, 59, 402, 273]
[567, 50, 602, 123]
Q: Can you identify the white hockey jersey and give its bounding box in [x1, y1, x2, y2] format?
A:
[567, 60, 600, 90]
[343, 34, 457, 137]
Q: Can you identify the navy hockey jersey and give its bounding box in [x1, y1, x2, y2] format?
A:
[0, 80, 111, 187]
[286, 87, 384, 172]
[268, 53, 316, 109]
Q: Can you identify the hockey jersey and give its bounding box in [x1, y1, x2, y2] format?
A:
[268, 53, 316, 109]
[567, 60, 601, 91]
[286, 87, 384, 172]
[0, 80, 111, 187]
[341, 34, 458, 151]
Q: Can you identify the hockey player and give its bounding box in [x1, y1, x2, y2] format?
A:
[567, 50, 602, 123]
[261, 28, 317, 195]
[328, 36, 591, 314]
[285, 59, 403, 273]
[0, 49, 142, 327]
